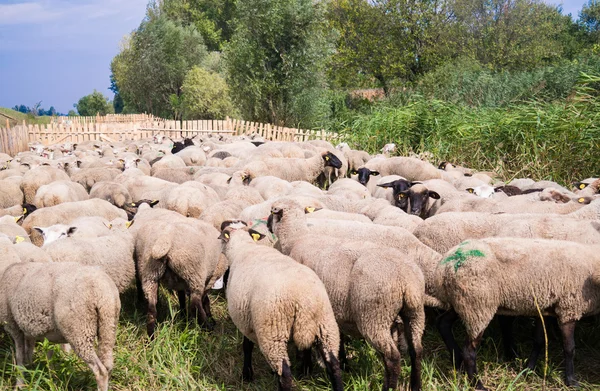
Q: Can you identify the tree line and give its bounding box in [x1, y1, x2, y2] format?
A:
[95, 0, 600, 127]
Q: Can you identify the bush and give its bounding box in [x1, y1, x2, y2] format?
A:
[181, 66, 237, 120]
[75, 90, 114, 116]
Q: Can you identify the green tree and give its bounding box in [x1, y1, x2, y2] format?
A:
[76, 90, 114, 116]
[450, 0, 566, 70]
[181, 66, 236, 119]
[68, 110, 78, 116]
[111, 13, 207, 118]
[225, 0, 333, 126]
[158, 0, 236, 51]
[581, 0, 600, 41]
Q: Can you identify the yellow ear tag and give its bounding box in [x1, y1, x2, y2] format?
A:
[325, 156, 330, 161]
[224, 233, 230, 239]
[305, 206, 315, 213]
[578, 197, 585, 203]
[15, 236, 25, 243]
[14, 216, 21, 223]
[399, 194, 406, 198]
[130, 203, 136, 206]
[108, 224, 113, 229]
[251, 233, 261, 242]
[580, 183, 586, 189]
[23, 208, 27, 214]
[125, 221, 133, 228]
[468, 188, 474, 193]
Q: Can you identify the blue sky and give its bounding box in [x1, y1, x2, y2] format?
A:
[0, 0, 591, 114]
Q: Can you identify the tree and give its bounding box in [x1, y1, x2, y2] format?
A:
[581, 0, 600, 41]
[225, 0, 333, 126]
[68, 110, 78, 116]
[181, 66, 236, 119]
[76, 90, 114, 116]
[158, 0, 236, 51]
[111, 13, 207, 118]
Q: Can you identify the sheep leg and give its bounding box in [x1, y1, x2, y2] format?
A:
[339, 332, 348, 370]
[278, 359, 293, 391]
[143, 281, 159, 338]
[369, 334, 401, 391]
[299, 349, 313, 376]
[404, 314, 424, 391]
[190, 291, 214, 331]
[559, 320, 579, 388]
[526, 317, 545, 370]
[10, 330, 30, 388]
[436, 309, 463, 369]
[202, 292, 213, 319]
[315, 340, 343, 391]
[498, 315, 519, 361]
[242, 337, 254, 381]
[177, 290, 187, 315]
[463, 332, 487, 391]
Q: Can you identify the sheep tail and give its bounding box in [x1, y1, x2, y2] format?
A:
[424, 294, 449, 310]
[150, 233, 172, 261]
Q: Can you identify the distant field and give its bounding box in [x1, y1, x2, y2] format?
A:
[0, 107, 52, 127]
[1, 290, 599, 391]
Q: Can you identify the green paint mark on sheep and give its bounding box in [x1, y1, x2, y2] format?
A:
[441, 246, 485, 272]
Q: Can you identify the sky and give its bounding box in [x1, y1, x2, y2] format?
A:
[0, 0, 591, 114]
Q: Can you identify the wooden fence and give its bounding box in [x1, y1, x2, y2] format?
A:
[0, 116, 338, 154]
[53, 113, 157, 124]
[0, 126, 28, 156]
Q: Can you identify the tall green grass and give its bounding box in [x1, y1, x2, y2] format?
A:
[331, 73, 600, 185]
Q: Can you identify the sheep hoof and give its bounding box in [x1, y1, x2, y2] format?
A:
[566, 379, 580, 389]
[242, 366, 254, 382]
[201, 317, 216, 331]
[474, 381, 488, 391]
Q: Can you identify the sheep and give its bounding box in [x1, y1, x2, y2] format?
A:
[135, 219, 222, 337]
[151, 167, 200, 183]
[158, 181, 220, 218]
[285, 234, 425, 391]
[37, 224, 135, 294]
[116, 156, 151, 175]
[364, 156, 442, 181]
[70, 167, 122, 192]
[220, 223, 343, 391]
[0, 262, 120, 391]
[243, 150, 342, 184]
[34, 216, 115, 242]
[0, 179, 23, 208]
[336, 142, 371, 174]
[268, 199, 441, 300]
[434, 238, 600, 389]
[33, 180, 89, 208]
[327, 178, 371, 200]
[150, 154, 187, 171]
[175, 146, 207, 166]
[21, 166, 71, 204]
[307, 208, 372, 224]
[90, 181, 133, 208]
[22, 199, 128, 246]
[249, 176, 293, 200]
[122, 175, 175, 201]
[414, 211, 600, 254]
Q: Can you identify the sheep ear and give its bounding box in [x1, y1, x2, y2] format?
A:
[14, 215, 24, 224]
[218, 231, 231, 242]
[125, 220, 134, 229]
[370, 171, 380, 176]
[226, 177, 232, 184]
[103, 222, 113, 229]
[377, 182, 394, 188]
[248, 229, 265, 242]
[575, 182, 588, 190]
[67, 227, 77, 236]
[33, 227, 45, 236]
[428, 191, 441, 200]
[466, 188, 474, 194]
[149, 200, 159, 207]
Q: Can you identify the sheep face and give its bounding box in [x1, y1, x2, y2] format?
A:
[407, 185, 440, 217]
[377, 179, 414, 211]
[322, 152, 342, 169]
[352, 167, 380, 186]
[34, 225, 77, 246]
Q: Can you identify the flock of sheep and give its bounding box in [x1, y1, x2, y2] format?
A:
[0, 132, 599, 391]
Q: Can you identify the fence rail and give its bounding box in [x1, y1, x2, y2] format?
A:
[0, 116, 338, 155]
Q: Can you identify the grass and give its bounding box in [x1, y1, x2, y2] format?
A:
[2, 288, 600, 391]
[0, 108, 52, 127]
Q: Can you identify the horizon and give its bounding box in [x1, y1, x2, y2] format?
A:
[0, 0, 589, 114]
